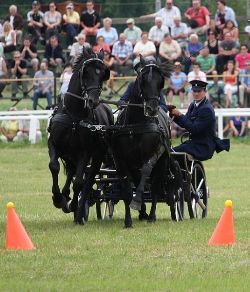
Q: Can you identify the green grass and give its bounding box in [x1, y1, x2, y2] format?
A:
[0, 142, 250, 291]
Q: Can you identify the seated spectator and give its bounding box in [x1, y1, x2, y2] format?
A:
[58, 63, 73, 103]
[148, 17, 169, 54]
[215, 0, 237, 34]
[70, 33, 91, 63]
[80, 0, 100, 43]
[223, 60, 239, 108]
[133, 32, 156, 58]
[103, 50, 116, 96]
[5, 5, 23, 46]
[96, 18, 118, 48]
[123, 18, 142, 46]
[159, 33, 181, 63]
[204, 31, 220, 55]
[239, 61, 250, 107]
[244, 25, 250, 52]
[171, 15, 188, 50]
[0, 53, 7, 98]
[27, 1, 44, 45]
[1, 21, 16, 53]
[44, 35, 64, 76]
[235, 44, 250, 71]
[0, 107, 19, 142]
[164, 61, 187, 107]
[17, 108, 42, 142]
[187, 62, 207, 102]
[184, 0, 210, 35]
[112, 33, 133, 75]
[19, 36, 39, 72]
[93, 35, 110, 53]
[62, 2, 80, 47]
[206, 19, 220, 39]
[216, 32, 239, 74]
[228, 115, 246, 137]
[10, 51, 29, 100]
[140, 0, 181, 31]
[183, 33, 203, 74]
[33, 61, 54, 110]
[222, 20, 239, 42]
[43, 2, 62, 42]
[197, 46, 218, 88]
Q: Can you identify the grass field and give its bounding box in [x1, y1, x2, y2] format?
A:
[0, 141, 250, 291]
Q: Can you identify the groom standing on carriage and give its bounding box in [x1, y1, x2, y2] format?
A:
[169, 80, 230, 161]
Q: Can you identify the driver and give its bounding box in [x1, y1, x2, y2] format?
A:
[170, 79, 230, 161]
[118, 57, 168, 112]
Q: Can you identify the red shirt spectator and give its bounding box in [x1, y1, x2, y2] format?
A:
[93, 35, 111, 53]
[235, 45, 250, 70]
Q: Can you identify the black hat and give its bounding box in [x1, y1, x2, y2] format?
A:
[190, 80, 208, 91]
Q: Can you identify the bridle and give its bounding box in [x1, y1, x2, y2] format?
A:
[66, 57, 105, 107]
[137, 63, 164, 117]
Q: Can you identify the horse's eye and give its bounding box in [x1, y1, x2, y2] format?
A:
[96, 68, 100, 74]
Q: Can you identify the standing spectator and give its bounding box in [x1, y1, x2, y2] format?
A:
[141, 0, 181, 31]
[112, 33, 133, 75]
[171, 15, 189, 50]
[235, 45, 250, 71]
[204, 31, 220, 55]
[96, 18, 118, 48]
[70, 33, 91, 63]
[239, 61, 250, 106]
[159, 33, 181, 63]
[222, 20, 239, 42]
[10, 51, 29, 100]
[216, 32, 239, 75]
[19, 36, 39, 72]
[33, 61, 54, 110]
[185, 0, 210, 35]
[93, 35, 111, 53]
[1, 21, 16, 53]
[148, 17, 169, 54]
[223, 60, 238, 108]
[0, 53, 8, 98]
[184, 33, 203, 74]
[44, 35, 64, 76]
[215, 0, 237, 34]
[27, 1, 44, 45]
[165, 61, 187, 107]
[133, 32, 156, 58]
[80, 0, 100, 43]
[43, 2, 62, 42]
[5, 5, 23, 46]
[123, 18, 142, 46]
[63, 2, 80, 47]
[58, 63, 73, 103]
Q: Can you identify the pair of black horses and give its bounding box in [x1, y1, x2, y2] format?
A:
[48, 47, 182, 228]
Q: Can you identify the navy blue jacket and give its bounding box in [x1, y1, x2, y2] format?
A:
[120, 81, 168, 113]
[173, 98, 229, 161]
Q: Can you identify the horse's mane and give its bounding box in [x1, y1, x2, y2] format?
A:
[73, 47, 99, 73]
[156, 58, 174, 79]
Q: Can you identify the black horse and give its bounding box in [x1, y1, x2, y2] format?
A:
[48, 47, 113, 224]
[111, 56, 182, 228]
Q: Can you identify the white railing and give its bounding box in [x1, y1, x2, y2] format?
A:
[0, 108, 250, 143]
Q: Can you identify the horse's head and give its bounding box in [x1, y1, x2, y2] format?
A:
[135, 55, 173, 117]
[70, 47, 110, 109]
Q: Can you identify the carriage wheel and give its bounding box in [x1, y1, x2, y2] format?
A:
[83, 199, 90, 222]
[188, 163, 208, 219]
[96, 200, 115, 220]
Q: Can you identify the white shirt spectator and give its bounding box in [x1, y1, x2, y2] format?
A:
[156, 5, 181, 28]
[133, 40, 156, 57]
[149, 24, 169, 44]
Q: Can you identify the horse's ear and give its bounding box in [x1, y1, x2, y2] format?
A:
[139, 54, 146, 66]
[98, 49, 104, 60]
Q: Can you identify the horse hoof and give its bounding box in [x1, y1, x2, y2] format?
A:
[138, 212, 149, 221]
[52, 196, 64, 209]
[62, 200, 71, 214]
[124, 223, 133, 228]
[129, 199, 142, 211]
[148, 215, 156, 223]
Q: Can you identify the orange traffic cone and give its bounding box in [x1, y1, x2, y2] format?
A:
[208, 200, 235, 246]
[6, 202, 36, 250]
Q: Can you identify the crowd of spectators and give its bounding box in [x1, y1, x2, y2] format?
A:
[0, 0, 249, 131]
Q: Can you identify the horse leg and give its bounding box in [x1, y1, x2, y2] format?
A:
[121, 179, 133, 228]
[75, 154, 103, 224]
[61, 169, 74, 214]
[48, 138, 65, 209]
[148, 176, 160, 223]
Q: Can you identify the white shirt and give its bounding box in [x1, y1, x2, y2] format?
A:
[133, 40, 156, 56]
[148, 25, 169, 43]
[156, 6, 181, 28]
